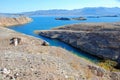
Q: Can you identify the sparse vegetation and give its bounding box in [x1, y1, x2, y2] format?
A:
[98, 59, 120, 72]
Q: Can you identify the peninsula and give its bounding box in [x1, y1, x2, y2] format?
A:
[37, 22, 120, 67]
[0, 16, 32, 27]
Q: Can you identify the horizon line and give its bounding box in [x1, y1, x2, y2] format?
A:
[0, 6, 120, 14]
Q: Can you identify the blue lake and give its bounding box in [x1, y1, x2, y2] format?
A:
[9, 16, 120, 63]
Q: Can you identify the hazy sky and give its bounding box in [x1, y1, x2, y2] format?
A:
[0, 0, 120, 13]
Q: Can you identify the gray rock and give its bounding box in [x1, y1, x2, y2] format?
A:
[88, 65, 105, 77]
[38, 22, 120, 63]
[110, 72, 120, 80]
[41, 41, 49, 46]
[0, 68, 10, 75]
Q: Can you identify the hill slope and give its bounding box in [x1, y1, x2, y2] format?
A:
[21, 7, 120, 16]
[0, 16, 32, 27]
[37, 22, 120, 64]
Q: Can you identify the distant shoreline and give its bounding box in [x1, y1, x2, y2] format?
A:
[0, 16, 32, 27]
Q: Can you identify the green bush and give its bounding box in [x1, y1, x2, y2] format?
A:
[98, 59, 120, 72]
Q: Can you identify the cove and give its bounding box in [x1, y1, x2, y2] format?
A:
[9, 16, 120, 63]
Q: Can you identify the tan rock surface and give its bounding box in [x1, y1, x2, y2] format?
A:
[0, 16, 32, 27]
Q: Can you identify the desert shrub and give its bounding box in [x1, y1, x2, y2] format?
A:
[98, 59, 120, 72]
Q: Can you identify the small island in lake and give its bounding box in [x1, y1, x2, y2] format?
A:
[102, 15, 119, 17]
[55, 17, 87, 20]
[55, 17, 70, 20]
[87, 16, 100, 18]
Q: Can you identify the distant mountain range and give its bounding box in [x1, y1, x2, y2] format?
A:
[1, 7, 120, 16]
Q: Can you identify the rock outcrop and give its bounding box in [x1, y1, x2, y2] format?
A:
[71, 17, 87, 20]
[55, 17, 70, 20]
[55, 17, 87, 20]
[37, 23, 120, 63]
[0, 16, 32, 27]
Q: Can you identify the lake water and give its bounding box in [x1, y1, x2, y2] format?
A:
[9, 16, 120, 63]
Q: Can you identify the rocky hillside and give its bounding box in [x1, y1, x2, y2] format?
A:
[0, 16, 119, 79]
[37, 22, 120, 64]
[1, 27, 120, 80]
[0, 16, 32, 27]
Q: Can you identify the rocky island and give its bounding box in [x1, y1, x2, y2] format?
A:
[87, 16, 100, 18]
[102, 15, 119, 17]
[87, 15, 119, 18]
[55, 17, 87, 20]
[0, 16, 120, 80]
[55, 17, 70, 20]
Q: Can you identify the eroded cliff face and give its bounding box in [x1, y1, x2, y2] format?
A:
[0, 16, 32, 27]
[37, 23, 120, 63]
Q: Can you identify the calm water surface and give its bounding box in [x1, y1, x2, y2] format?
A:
[9, 16, 120, 63]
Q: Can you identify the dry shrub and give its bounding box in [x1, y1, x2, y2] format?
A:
[98, 59, 120, 72]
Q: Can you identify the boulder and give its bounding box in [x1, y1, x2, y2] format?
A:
[88, 65, 105, 77]
[41, 41, 49, 46]
[109, 72, 120, 80]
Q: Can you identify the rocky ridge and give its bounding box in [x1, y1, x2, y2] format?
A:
[37, 22, 120, 64]
[0, 16, 32, 27]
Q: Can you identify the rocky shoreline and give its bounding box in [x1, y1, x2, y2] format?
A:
[0, 16, 32, 27]
[37, 23, 120, 64]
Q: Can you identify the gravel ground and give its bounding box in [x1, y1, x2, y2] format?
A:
[0, 27, 118, 80]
